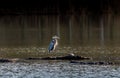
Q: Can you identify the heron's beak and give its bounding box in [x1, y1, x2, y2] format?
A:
[52, 35, 60, 39]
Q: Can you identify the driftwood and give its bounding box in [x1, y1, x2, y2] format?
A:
[0, 54, 118, 65]
[70, 61, 119, 65]
[0, 58, 21, 63]
[0, 57, 119, 65]
[0, 55, 90, 63]
[0, 58, 12, 62]
[41, 55, 89, 60]
[26, 55, 90, 60]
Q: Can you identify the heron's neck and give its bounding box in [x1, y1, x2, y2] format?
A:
[55, 39, 58, 45]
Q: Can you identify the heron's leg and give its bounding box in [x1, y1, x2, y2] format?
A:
[53, 47, 58, 52]
[53, 49, 55, 52]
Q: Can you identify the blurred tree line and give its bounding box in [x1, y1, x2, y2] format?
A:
[0, 0, 120, 47]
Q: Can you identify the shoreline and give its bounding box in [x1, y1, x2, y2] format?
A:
[0, 56, 119, 65]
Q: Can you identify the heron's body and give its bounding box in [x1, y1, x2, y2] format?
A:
[48, 36, 59, 52]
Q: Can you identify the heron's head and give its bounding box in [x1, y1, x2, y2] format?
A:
[52, 35, 60, 39]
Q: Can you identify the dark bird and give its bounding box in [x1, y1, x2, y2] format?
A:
[48, 35, 60, 52]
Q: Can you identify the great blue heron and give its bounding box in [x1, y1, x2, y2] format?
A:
[48, 35, 60, 52]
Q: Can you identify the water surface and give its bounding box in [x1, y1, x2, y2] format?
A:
[0, 61, 120, 78]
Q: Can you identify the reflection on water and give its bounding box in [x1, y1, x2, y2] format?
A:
[0, 14, 120, 47]
[0, 61, 120, 78]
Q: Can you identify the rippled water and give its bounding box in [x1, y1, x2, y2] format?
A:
[0, 61, 120, 78]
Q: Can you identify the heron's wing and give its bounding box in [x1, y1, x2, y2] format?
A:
[48, 41, 54, 52]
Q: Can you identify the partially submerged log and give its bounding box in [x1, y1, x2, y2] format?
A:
[0, 55, 90, 63]
[0, 58, 12, 62]
[0, 58, 21, 63]
[26, 55, 90, 60]
[0, 57, 119, 65]
[41, 55, 90, 60]
[70, 61, 120, 65]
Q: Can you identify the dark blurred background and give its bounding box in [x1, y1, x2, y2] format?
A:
[0, 0, 120, 47]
